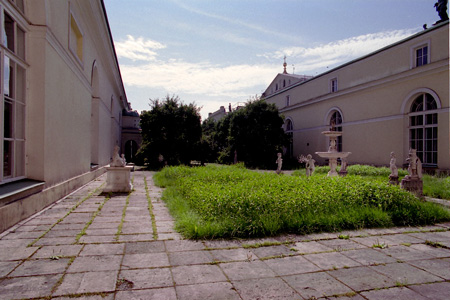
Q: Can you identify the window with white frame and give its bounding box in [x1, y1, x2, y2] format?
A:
[330, 78, 338, 93]
[1, 8, 26, 182]
[409, 93, 438, 166]
[415, 45, 428, 67]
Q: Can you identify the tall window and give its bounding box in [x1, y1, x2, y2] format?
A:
[409, 93, 438, 166]
[285, 119, 293, 158]
[415, 45, 428, 67]
[330, 78, 338, 93]
[1, 10, 26, 182]
[330, 110, 342, 152]
[286, 95, 290, 107]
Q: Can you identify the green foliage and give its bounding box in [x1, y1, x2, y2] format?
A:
[293, 164, 449, 200]
[202, 99, 288, 168]
[229, 100, 289, 169]
[423, 175, 450, 199]
[154, 165, 450, 239]
[137, 95, 202, 168]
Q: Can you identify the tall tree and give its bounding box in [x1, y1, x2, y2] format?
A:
[138, 95, 202, 168]
[229, 99, 288, 169]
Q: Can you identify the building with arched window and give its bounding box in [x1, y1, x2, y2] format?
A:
[0, 0, 134, 232]
[264, 21, 449, 172]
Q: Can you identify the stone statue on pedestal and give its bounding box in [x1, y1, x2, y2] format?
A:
[389, 152, 399, 185]
[400, 149, 423, 198]
[111, 145, 126, 167]
[104, 145, 132, 193]
[305, 154, 315, 177]
[275, 153, 283, 174]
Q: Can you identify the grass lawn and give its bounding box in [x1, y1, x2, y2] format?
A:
[154, 164, 450, 239]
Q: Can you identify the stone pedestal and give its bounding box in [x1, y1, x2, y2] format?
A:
[400, 176, 423, 198]
[389, 175, 399, 185]
[103, 166, 133, 193]
[339, 170, 348, 177]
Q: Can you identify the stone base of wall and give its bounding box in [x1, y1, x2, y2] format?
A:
[0, 167, 106, 233]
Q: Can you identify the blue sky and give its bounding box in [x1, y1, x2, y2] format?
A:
[103, 0, 444, 119]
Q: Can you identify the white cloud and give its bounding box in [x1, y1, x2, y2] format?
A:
[118, 28, 420, 110]
[115, 35, 166, 61]
[120, 59, 278, 99]
[261, 29, 419, 73]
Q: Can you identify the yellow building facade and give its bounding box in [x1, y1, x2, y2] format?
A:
[265, 22, 449, 172]
[0, 0, 130, 232]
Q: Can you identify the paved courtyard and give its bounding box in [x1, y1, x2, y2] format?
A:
[1, 170, 450, 300]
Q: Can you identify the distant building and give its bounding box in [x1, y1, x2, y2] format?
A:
[265, 22, 449, 172]
[208, 106, 227, 122]
[262, 57, 312, 99]
[207, 102, 246, 122]
[121, 108, 142, 163]
[0, 0, 134, 232]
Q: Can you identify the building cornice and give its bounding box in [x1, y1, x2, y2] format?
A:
[279, 59, 449, 114]
[266, 21, 449, 101]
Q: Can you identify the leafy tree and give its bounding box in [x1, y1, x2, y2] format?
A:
[199, 118, 218, 164]
[215, 112, 235, 164]
[138, 95, 202, 168]
[229, 99, 288, 169]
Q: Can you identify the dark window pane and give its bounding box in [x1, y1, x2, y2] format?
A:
[426, 94, 437, 110]
[4, 100, 12, 138]
[3, 140, 12, 177]
[4, 13, 14, 52]
[411, 95, 423, 112]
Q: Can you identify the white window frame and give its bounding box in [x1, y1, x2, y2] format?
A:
[330, 78, 338, 93]
[0, 5, 27, 183]
[410, 40, 430, 69]
[409, 93, 438, 166]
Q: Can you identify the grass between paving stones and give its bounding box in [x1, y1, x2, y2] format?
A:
[76, 193, 111, 243]
[115, 177, 135, 241]
[27, 184, 105, 247]
[50, 256, 76, 295]
[154, 165, 450, 239]
[144, 175, 158, 240]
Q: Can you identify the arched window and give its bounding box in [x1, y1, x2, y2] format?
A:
[329, 110, 342, 152]
[285, 119, 293, 158]
[409, 93, 438, 166]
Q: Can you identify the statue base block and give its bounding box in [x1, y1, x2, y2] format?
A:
[400, 176, 423, 198]
[103, 166, 133, 193]
[389, 175, 399, 185]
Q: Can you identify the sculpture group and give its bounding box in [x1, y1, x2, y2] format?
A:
[103, 145, 133, 193]
[276, 128, 424, 197]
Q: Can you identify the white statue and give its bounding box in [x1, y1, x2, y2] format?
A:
[390, 152, 398, 177]
[406, 149, 422, 178]
[111, 145, 126, 167]
[275, 152, 283, 174]
[305, 154, 315, 176]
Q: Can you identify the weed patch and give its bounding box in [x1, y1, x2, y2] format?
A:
[155, 165, 450, 239]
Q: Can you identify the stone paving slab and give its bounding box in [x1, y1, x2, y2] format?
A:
[1, 170, 450, 299]
[283, 271, 354, 299]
